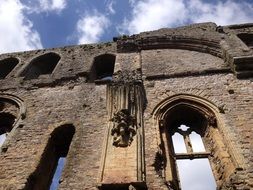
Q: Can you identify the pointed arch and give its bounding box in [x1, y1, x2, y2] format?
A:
[152, 94, 238, 189]
[0, 94, 25, 150]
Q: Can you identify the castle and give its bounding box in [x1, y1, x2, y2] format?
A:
[0, 22, 252, 190]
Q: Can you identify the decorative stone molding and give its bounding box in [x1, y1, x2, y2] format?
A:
[112, 70, 142, 84]
[117, 34, 222, 58]
[0, 93, 26, 152]
[110, 109, 136, 147]
[0, 93, 26, 125]
[98, 84, 146, 188]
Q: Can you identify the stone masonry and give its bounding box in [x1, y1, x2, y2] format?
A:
[0, 22, 252, 190]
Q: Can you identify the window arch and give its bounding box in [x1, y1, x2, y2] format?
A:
[152, 94, 237, 189]
[0, 57, 19, 79]
[26, 124, 75, 190]
[0, 94, 25, 150]
[89, 54, 115, 83]
[237, 33, 253, 50]
[20, 52, 60, 80]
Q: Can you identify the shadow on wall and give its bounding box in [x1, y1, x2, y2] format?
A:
[20, 52, 60, 80]
[25, 124, 75, 190]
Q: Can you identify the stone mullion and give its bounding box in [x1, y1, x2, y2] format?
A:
[183, 134, 193, 154]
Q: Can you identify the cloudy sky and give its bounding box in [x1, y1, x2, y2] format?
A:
[0, 0, 253, 54]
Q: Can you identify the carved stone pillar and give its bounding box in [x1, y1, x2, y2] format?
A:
[98, 53, 146, 189]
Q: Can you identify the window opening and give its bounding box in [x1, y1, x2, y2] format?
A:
[0, 133, 6, 147]
[237, 33, 253, 49]
[156, 96, 237, 189]
[189, 131, 205, 152]
[0, 57, 19, 79]
[171, 123, 217, 189]
[26, 124, 75, 190]
[0, 113, 16, 147]
[163, 104, 217, 189]
[176, 158, 217, 190]
[48, 124, 75, 190]
[90, 54, 115, 82]
[20, 52, 60, 80]
[49, 157, 66, 190]
[172, 132, 187, 153]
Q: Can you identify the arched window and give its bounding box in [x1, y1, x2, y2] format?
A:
[237, 33, 253, 50]
[0, 94, 24, 149]
[89, 54, 115, 83]
[20, 52, 60, 80]
[153, 95, 236, 189]
[26, 124, 75, 190]
[165, 105, 216, 190]
[0, 57, 19, 79]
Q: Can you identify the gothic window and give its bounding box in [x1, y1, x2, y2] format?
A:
[89, 54, 115, 83]
[20, 52, 60, 80]
[0, 95, 23, 149]
[26, 124, 75, 190]
[171, 125, 216, 189]
[154, 95, 236, 189]
[0, 57, 19, 79]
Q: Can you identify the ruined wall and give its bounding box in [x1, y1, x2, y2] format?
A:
[0, 43, 116, 190]
[0, 22, 252, 190]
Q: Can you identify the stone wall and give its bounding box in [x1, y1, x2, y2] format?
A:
[0, 22, 252, 190]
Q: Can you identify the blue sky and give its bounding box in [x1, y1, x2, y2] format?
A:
[0, 0, 253, 53]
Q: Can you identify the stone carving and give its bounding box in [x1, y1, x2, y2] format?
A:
[112, 70, 142, 84]
[110, 109, 136, 147]
[208, 115, 217, 126]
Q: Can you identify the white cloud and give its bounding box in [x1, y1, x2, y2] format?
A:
[120, 0, 253, 34]
[0, 0, 42, 53]
[76, 11, 110, 44]
[36, 0, 67, 13]
[106, 0, 116, 15]
[188, 0, 253, 26]
[120, 0, 187, 34]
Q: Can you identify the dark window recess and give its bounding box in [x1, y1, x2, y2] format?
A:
[25, 124, 75, 190]
[237, 33, 253, 49]
[20, 52, 60, 80]
[89, 54, 115, 82]
[0, 57, 19, 79]
[0, 113, 16, 147]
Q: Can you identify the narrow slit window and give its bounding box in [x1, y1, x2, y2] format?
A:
[26, 124, 75, 190]
[49, 157, 66, 190]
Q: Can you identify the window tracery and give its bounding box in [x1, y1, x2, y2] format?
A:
[153, 95, 237, 189]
